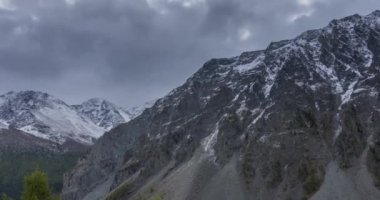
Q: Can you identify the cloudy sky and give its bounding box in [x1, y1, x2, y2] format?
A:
[0, 0, 379, 107]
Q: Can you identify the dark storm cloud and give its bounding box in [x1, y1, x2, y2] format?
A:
[0, 0, 379, 106]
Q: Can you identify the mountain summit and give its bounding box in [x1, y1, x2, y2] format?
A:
[63, 11, 380, 200]
[0, 91, 104, 144]
[72, 98, 132, 131]
[0, 91, 152, 144]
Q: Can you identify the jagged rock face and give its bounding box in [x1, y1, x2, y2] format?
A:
[72, 98, 132, 131]
[62, 11, 380, 200]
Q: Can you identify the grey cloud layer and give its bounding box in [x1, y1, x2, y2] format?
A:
[0, 0, 379, 106]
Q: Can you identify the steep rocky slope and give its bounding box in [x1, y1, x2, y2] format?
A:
[63, 11, 380, 200]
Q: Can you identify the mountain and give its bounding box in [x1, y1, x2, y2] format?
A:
[72, 98, 132, 131]
[72, 98, 155, 131]
[0, 91, 152, 144]
[62, 11, 380, 200]
[0, 91, 105, 144]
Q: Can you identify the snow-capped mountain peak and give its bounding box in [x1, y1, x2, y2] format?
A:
[0, 91, 158, 145]
[0, 91, 66, 111]
[72, 98, 132, 130]
[0, 90, 157, 144]
[0, 91, 105, 144]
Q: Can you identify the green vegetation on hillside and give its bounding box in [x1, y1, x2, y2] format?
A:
[0, 151, 80, 199]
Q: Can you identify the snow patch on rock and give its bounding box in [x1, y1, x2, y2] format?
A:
[234, 54, 265, 73]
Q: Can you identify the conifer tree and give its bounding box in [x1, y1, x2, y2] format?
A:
[21, 170, 55, 200]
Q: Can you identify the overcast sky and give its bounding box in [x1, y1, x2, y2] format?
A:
[0, 0, 379, 107]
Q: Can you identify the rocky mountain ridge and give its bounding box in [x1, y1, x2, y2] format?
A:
[62, 11, 380, 200]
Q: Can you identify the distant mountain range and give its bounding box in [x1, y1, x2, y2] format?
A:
[0, 90, 154, 144]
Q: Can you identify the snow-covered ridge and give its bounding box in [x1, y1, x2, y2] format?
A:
[72, 98, 132, 131]
[0, 91, 153, 144]
[0, 91, 105, 144]
[177, 10, 380, 106]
